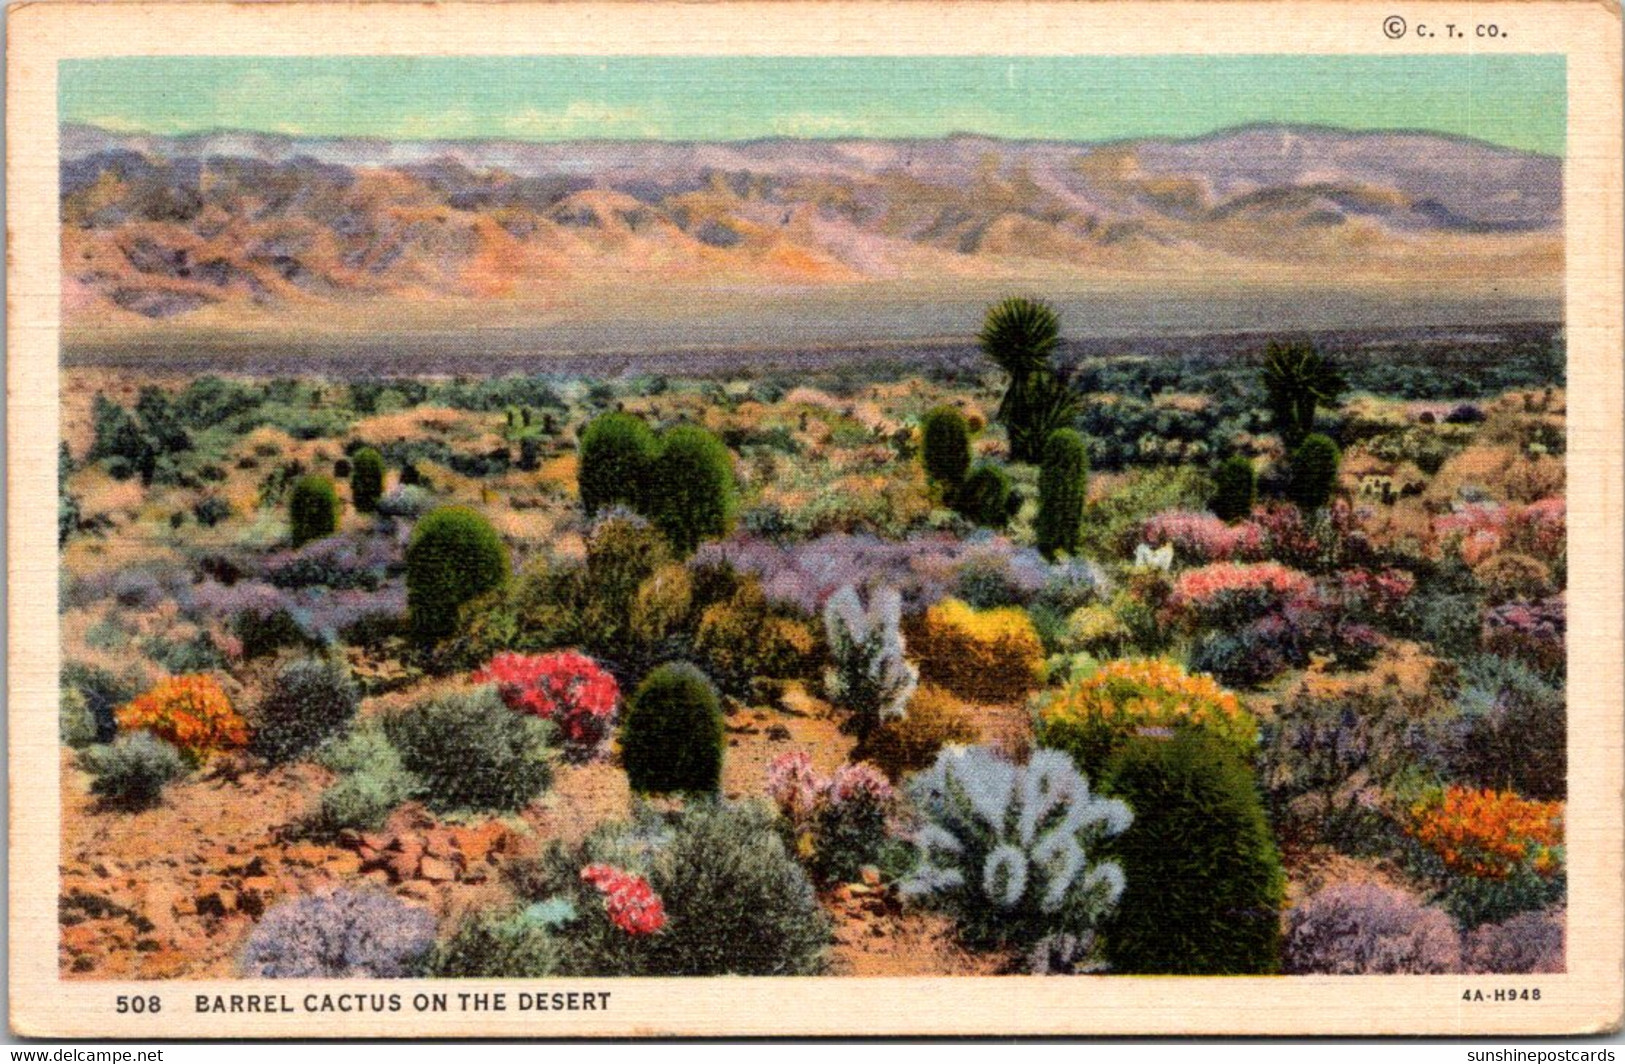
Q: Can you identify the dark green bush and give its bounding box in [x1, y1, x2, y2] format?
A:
[920, 405, 972, 496]
[81, 732, 187, 811]
[955, 462, 1016, 528]
[1100, 731, 1284, 974]
[1288, 434, 1341, 512]
[647, 426, 737, 555]
[426, 907, 564, 977]
[1210, 454, 1257, 523]
[577, 412, 658, 517]
[289, 475, 340, 547]
[60, 687, 98, 748]
[60, 661, 143, 743]
[309, 726, 415, 836]
[620, 663, 724, 796]
[406, 506, 510, 643]
[1036, 428, 1088, 559]
[349, 447, 385, 514]
[233, 606, 315, 661]
[251, 658, 361, 764]
[381, 687, 555, 813]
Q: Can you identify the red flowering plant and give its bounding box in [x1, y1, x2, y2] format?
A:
[474, 651, 619, 762]
[1332, 567, 1417, 623]
[580, 864, 667, 936]
[1140, 511, 1269, 565]
[766, 752, 896, 885]
[1165, 561, 1315, 630]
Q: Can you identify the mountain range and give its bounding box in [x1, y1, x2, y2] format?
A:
[59, 123, 1562, 334]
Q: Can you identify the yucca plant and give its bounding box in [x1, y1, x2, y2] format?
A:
[980, 298, 1078, 463]
[1260, 340, 1347, 449]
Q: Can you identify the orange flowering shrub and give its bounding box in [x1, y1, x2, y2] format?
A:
[116, 675, 249, 764]
[909, 598, 1045, 702]
[1408, 787, 1564, 881]
[1036, 658, 1257, 775]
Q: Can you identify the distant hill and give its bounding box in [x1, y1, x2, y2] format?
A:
[58, 123, 1562, 330]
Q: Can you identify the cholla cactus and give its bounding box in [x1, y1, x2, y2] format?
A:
[902, 745, 1131, 954]
[823, 585, 918, 742]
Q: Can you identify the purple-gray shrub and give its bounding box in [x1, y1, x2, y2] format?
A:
[1283, 883, 1461, 974]
[239, 889, 436, 978]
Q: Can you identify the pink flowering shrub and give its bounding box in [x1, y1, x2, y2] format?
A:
[474, 651, 620, 762]
[1333, 567, 1417, 621]
[766, 752, 896, 884]
[580, 864, 667, 936]
[1508, 497, 1566, 559]
[1434, 503, 1511, 567]
[1166, 562, 1316, 629]
[1482, 596, 1565, 676]
[1141, 511, 1268, 564]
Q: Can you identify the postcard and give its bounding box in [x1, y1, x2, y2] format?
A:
[7, 0, 1622, 1038]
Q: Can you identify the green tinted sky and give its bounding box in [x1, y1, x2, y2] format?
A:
[60, 55, 1565, 155]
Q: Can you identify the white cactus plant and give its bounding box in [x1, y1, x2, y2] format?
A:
[822, 584, 918, 742]
[901, 745, 1131, 958]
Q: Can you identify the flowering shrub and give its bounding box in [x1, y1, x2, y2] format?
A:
[1464, 908, 1565, 974]
[1282, 883, 1461, 974]
[1333, 567, 1417, 621]
[116, 675, 249, 764]
[909, 598, 1045, 703]
[1473, 552, 1554, 606]
[1508, 496, 1565, 559]
[1165, 562, 1315, 629]
[580, 864, 667, 936]
[1482, 596, 1565, 676]
[1434, 502, 1511, 567]
[857, 684, 981, 782]
[1408, 788, 1564, 882]
[902, 745, 1131, 959]
[766, 752, 896, 884]
[474, 651, 620, 762]
[239, 889, 436, 978]
[1140, 510, 1267, 564]
[1035, 658, 1256, 776]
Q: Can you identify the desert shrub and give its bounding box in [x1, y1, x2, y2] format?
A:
[1473, 552, 1554, 605]
[61, 661, 143, 743]
[60, 687, 98, 748]
[1282, 883, 1461, 974]
[1463, 908, 1565, 974]
[952, 547, 1046, 609]
[956, 462, 1015, 528]
[1187, 628, 1290, 690]
[375, 484, 435, 518]
[1210, 455, 1257, 523]
[349, 447, 385, 514]
[857, 684, 981, 782]
[767, 753, 897, 885]
[79, 733, 187, 811]
[426, 906, 565, 978]
[381, 686, 555, 813]
[1035, 429, 1088, 559]
[902, 746, 1131, 958]
[288, 475, 340, 547]
[474, 651, 619, 763]
[406, 506, 510, 643]
[693, 580, 818, 699]
[1057, 605, 1131, 658]
[1036, 658, 1256, 779]
[250, 658, 360, 764]
[920, 405, 972, 497]
[192, 494, 232, 528]
[1449, 655, 1565, 801]
[577, 411, 658, 517]
[1406, 787, 1565, 928]
[1165, 561, 1315, 630]
[1481, 596, 1564, 677]
[1288, 433, 1342, 512]
[263, 533, 393, 592]
[911, 598, 1045, 703]
[140, 630, 227, 674]
[116, 675, 248, 765]
[240, 890, 435, 978]
[1141, 510, 1268, 565]
[1100, 730, 1284, 974]
[822, 585, 918, 742]
[620, 663, 724, 796]
[647, 425, 737, 555]
[513, 801, 829, 975]
[575, 512, 675, 668]
[308, 725, 415, 835]
[1077, 466, 1215, 559]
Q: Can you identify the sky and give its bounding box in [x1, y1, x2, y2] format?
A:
[59, 54, 1566, 155]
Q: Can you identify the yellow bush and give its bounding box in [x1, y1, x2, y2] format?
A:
[858, 684, 981, 782]
[911, 598, 1045, 702]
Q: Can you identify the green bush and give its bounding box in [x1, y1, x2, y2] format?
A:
[1100, 731, 1284, 974]
[251, 658, 360, 764]
[1288, 434, 1342, 512]
[382, 687, 555, 813]
[577, 412, 658, 517]
[647, 426, 737, 555]
[406, 506, 510, 643]
[620, 663, 724, 796]
[920, 405, 972, 496]
[81, 732, 187, 811]
[511, 801, 829, 976]
[955, 462, 1016, 528]
[60, 686, 98, 748]
[1210, 455, 1257, 523]
[289, 475, 340, 547]
[349, 447, 385, 514]
[1036, 428, 1088, 559]
[427, 906, 565, 977]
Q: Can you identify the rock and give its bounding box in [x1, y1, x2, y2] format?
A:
[195, 891, 230, 919]
[418, 856, 457, 883]
[336, 829, 365, 851]
[859, 866, 882, 887]
[325, 852, 363, 877]
[398, 881, 436, 902]
[766, 725, 792, 741]
[423, 830, 456, 860]
[283, 844, 329, 868]
[385, 851, 420, 884]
